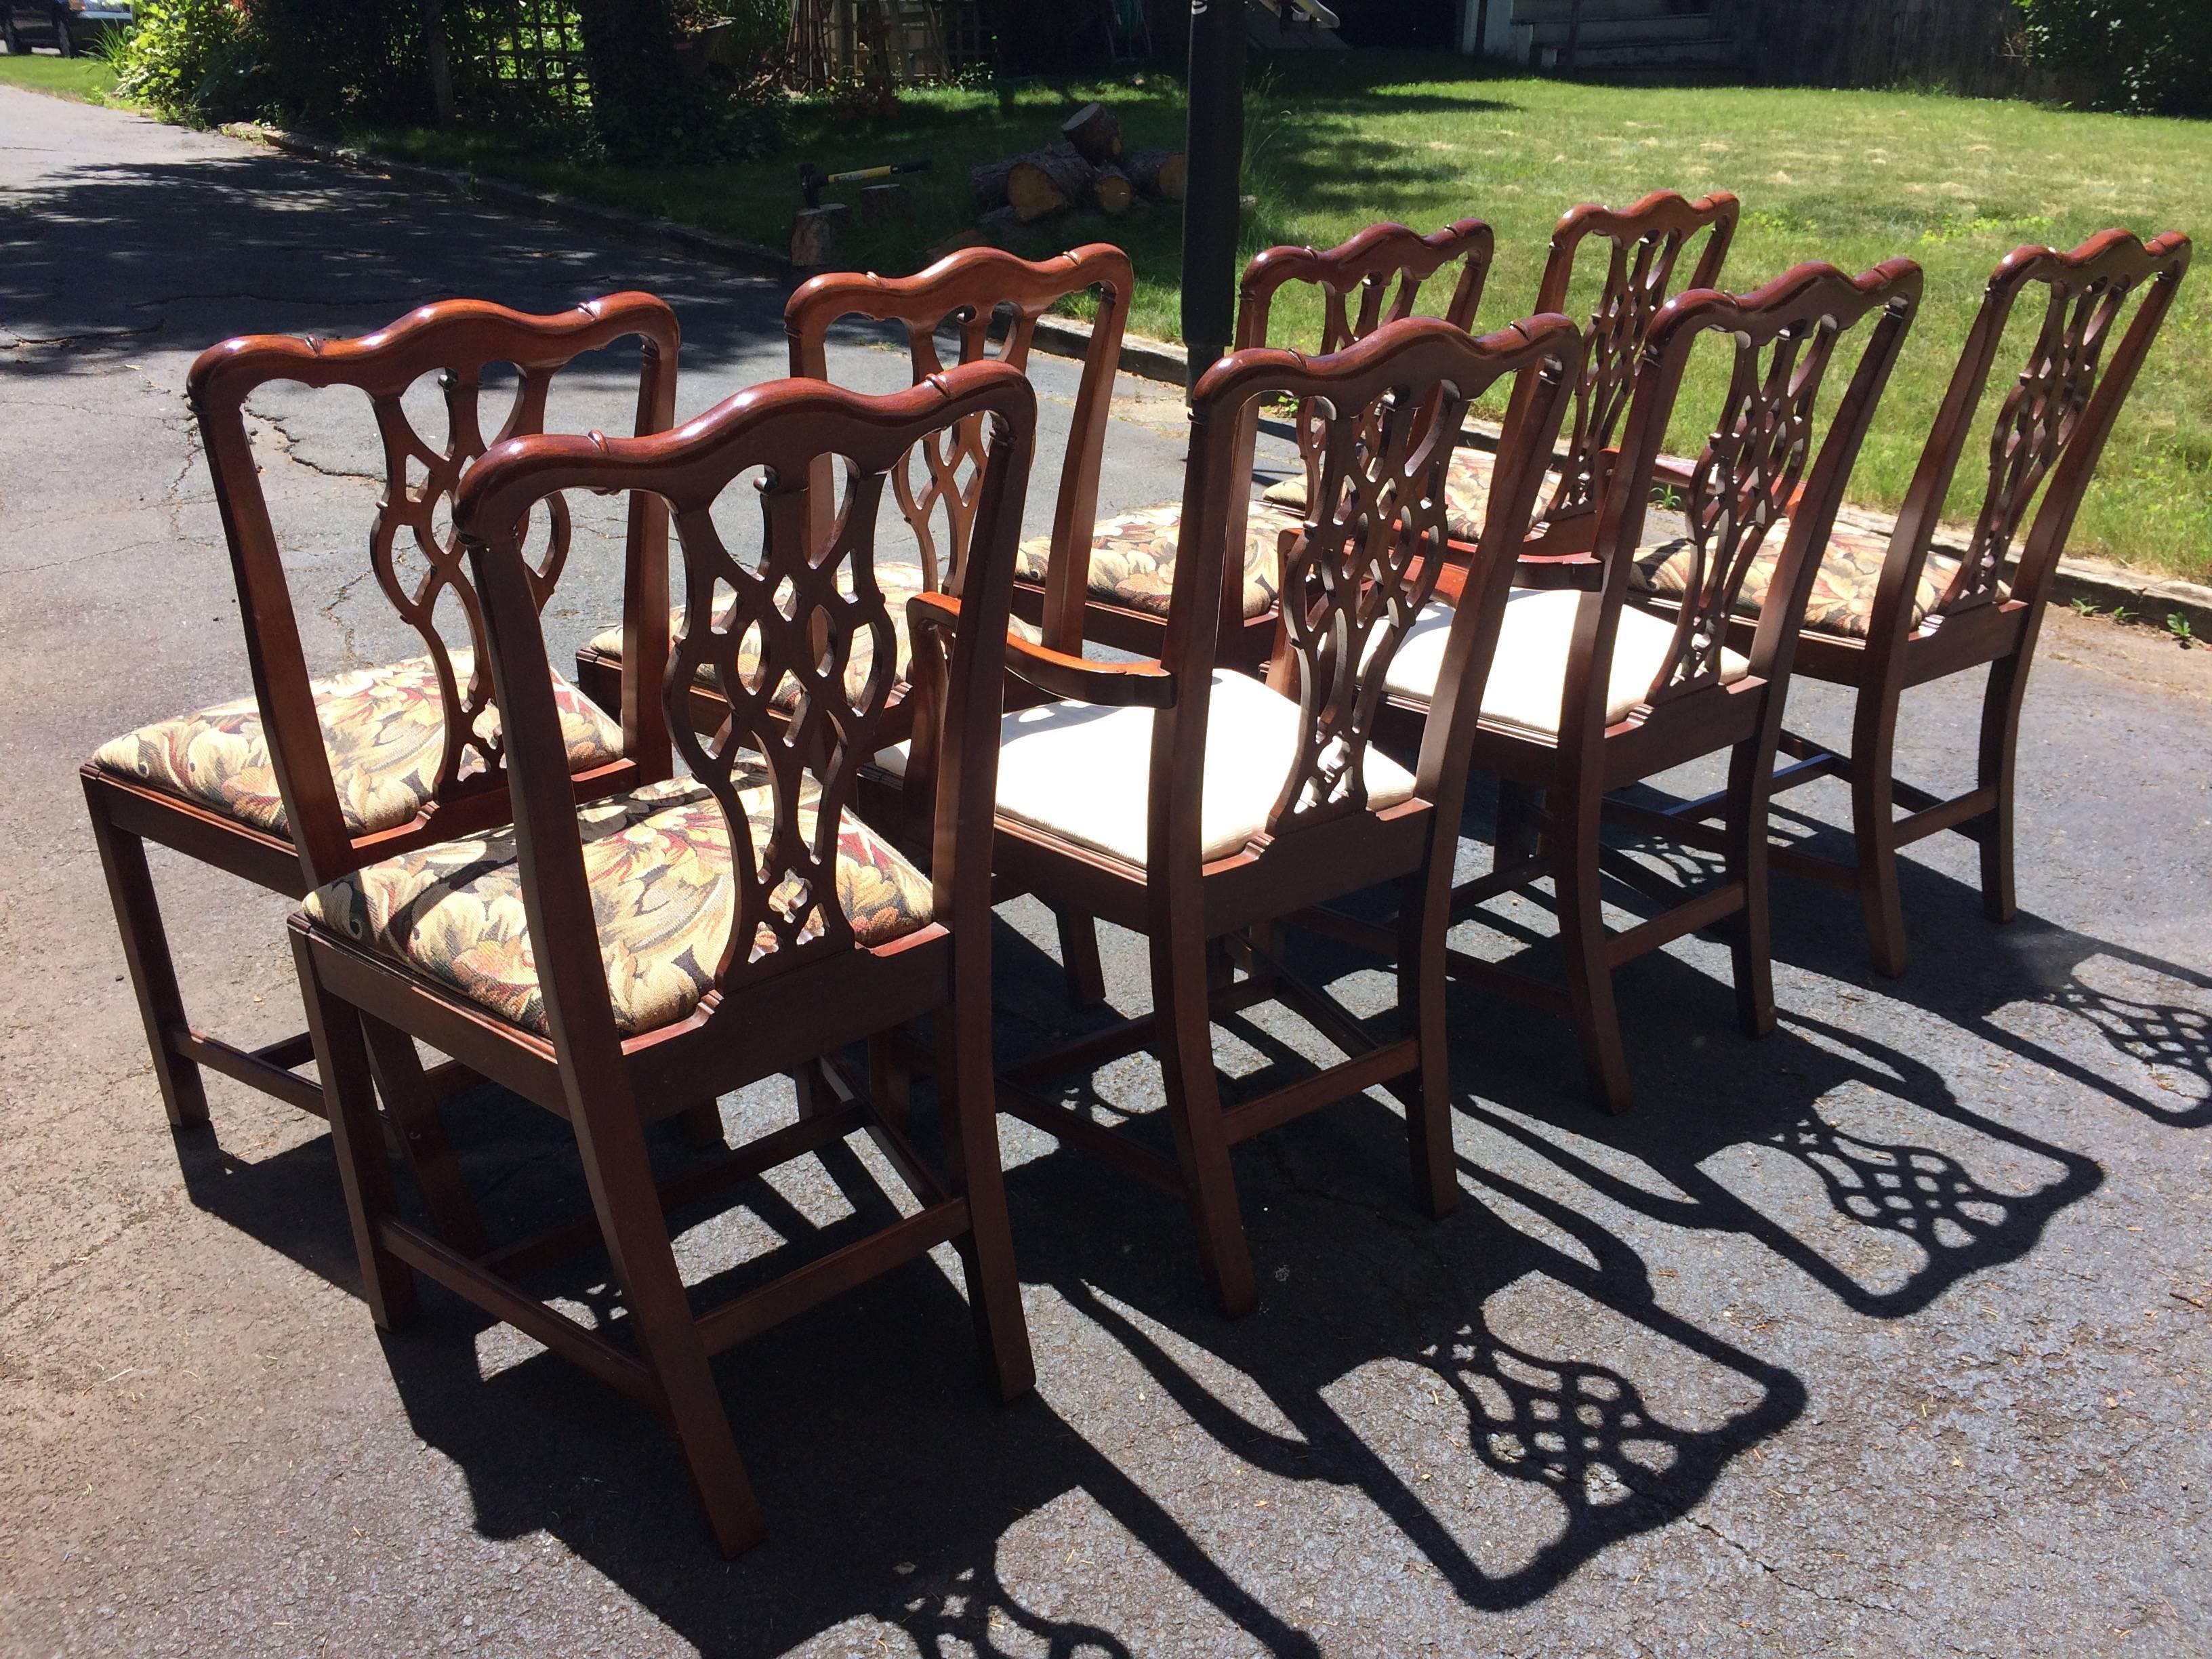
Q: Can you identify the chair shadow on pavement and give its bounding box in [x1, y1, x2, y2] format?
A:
[163, 777, 2212, 1657]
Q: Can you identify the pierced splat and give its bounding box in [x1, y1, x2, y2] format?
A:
[1538, 193, 1738, 527]
[1238, 220, 1495, 531]
[365, 361, 573, 800]
[1942, 275, 2129, 613]
[1654, 314, 1841, 697]
[670, 455, 903, 978]
[1270, 369, 1471, 834]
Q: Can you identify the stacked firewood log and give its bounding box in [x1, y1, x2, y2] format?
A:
[970, 104, 1187, 226]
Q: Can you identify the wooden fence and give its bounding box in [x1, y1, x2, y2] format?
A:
[1732, 0, 2058, 100]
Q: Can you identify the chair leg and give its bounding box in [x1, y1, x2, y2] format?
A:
[1052, 905, 1107, 1006]
[84, 792, 209, 1129]
[1151, 922, 1257, 1316]
[289, 932, 415, 1331]
[1722, 739, 1778, 1040]
[572, 1084, 766, 1557]
[1847, 681, 1911, 979]
[933, 991, 1035, 1403]
[1393, 868, 1458, 1221]
[1977, 648, 2029, 927]
[359, 1019, 491, 1259]
[1551, 784, 1633, 1116]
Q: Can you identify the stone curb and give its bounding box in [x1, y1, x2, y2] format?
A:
[218, 121, 2211, 637]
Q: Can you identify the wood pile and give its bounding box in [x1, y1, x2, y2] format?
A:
[968, 104, 1185, 226]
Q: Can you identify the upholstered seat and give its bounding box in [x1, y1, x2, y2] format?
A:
[1372, 587, 1752, 738]
[586, 563, 1040, 708]
[877, 667, 1416, 868]
[305, 771, 934, 1038]
[1629, 520, 1966, 640]
[1015, 501, 1295, 623]
[89, 653, 622, 838]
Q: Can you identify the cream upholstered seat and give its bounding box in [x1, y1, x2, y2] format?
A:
[878, 667, 1416, 868]
[90, 653, 621, 838]
[1372, 588, 1751, 739]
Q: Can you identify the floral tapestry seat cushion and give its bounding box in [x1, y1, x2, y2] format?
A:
[304, 771, 935, 1039]
[584, 563, 1040, 709]
[1627, 519, 1965, 640]
[1013, 501, 1294, 623]
[89, 653, 623, 840]
[1261, 449, 1565, 548]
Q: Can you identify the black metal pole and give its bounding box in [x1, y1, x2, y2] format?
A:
[1180, 0, 1245, 392]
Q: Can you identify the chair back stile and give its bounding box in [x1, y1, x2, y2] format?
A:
[1879, 230, 2192, 644]
[785, 243, 1132, 652]
[1505, 189, 1739, 529]
[185, 295, 682, 886]
[1565, 259, 1923, 755]
[452, 363, 1037, 1078]
[1158, 314, 1583, 876]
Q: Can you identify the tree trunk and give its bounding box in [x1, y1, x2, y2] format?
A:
[1006, 143, 1096, 222]
[1126, 148, 1187, 201]
[972, 159, 1016, 213]
[1091, 163, 1133, 216]
[1061, 102, 1123, 165]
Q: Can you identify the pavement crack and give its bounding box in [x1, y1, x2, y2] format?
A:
[1687, 1515, 1904, 1618]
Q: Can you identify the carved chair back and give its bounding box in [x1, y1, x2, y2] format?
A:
[1163, 314, 1581, 867]
[1235, 219, 1496, 546]
[785, 243, 1132, 650]
[1882, 228, 2191, 635]
[1505, 190, 1739, 529]
[1578, 260, 1923, 739]
[451, 364, 1037, 1066]
[187, 294, 681, 885]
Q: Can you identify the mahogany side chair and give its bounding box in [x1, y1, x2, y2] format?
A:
[891, 312, 1581, 1316]
[1021, 219, 1496, 667]
[290, 362, 1041, 1557]
[573, 242, 1131, 724]
[1357, 260, 1924, 1114]
[1445, 189, 1739, 581]
[81, 295, 683, 1250]
[1626, 229, 2192, 975]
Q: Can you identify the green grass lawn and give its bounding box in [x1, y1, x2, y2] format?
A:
[0, 50, 116, 103]
[19, 43, 2207, 578]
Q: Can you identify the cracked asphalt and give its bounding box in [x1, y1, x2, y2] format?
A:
[4, 88, 2211, 1659]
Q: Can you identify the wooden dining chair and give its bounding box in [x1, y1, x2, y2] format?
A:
[81, 295, 682, 1248]
[892, 312, 1580, 1316]
[1022, 219, 1495, 667]
[1357, 260, 1923, 1115]
[1626, 229, 2192, 975]
[291, 362, 1041, 1557]
[1445, 189, 1738, 582]
[573, 242, 1130, 724]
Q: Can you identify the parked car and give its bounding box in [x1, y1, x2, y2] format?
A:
[1, 0, 132, 58]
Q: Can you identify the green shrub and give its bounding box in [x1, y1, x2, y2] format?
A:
[2014, 0, 2211, 117]
[109, 0, 249, 117]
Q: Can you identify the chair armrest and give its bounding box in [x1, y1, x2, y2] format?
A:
[907, 592, 1175, 709]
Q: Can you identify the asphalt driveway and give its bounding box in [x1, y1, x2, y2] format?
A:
[2, 87, 2209, 1658]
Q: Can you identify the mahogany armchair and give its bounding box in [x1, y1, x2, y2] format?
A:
[81, 295, 683, 1248]
[1351, 260, 1923, 1114]
[1627, 229, 2192, 975]
[1027, 218, 1495, 667]
[1446, 189, 1738, 582]
[890, 312, 1580, 1315]
[291, 362, 1040, 1556]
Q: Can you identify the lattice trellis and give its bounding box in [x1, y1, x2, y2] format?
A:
[453, 0, 593, 120]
